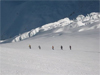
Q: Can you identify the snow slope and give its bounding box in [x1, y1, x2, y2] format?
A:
[0, 28, 99, 75]
[1, 1, 99, 40]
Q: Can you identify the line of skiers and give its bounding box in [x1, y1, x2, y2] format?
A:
[52, 45, 71, 50]
[29, 45, 72, 50]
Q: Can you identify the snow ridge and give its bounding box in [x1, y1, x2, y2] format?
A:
[11, 12, 100, 42]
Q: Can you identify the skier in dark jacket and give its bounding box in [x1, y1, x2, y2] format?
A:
[38, 45, 41, 49]
[69, 45, 71, 50]
[61, 45, 63, 50]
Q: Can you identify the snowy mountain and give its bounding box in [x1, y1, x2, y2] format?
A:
[0, 12, 99, 43]
[1, 1, 99, 40]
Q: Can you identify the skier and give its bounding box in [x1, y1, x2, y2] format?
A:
[61, 45, 63, 50]
[38, 45, 41, 49]
[29, 44, 31, 49]
[52, 46, 54, 50]
[69, 45, 71, 50]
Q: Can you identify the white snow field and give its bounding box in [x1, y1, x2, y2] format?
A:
[0, 29, 100, 75]
[0, 12, 100, 75]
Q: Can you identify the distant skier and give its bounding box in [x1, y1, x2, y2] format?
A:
[61, 45, 63, 50]
[38, 45, 41, 49]
[69, 45, 71, 50]
[29, 44, 31, 49]
[52, 46, 54, 50]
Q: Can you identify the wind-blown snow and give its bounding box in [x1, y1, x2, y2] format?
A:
[11, 12, 100, 42]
